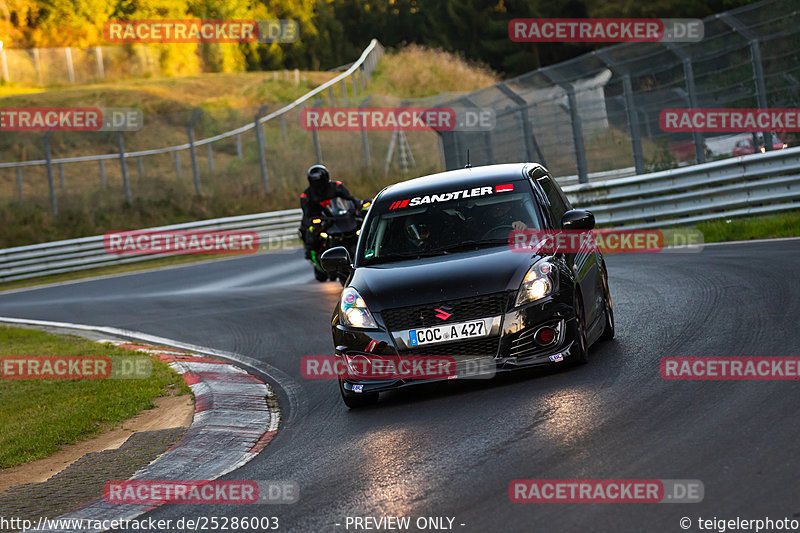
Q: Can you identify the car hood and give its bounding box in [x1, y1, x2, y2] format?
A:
[352, 247, 542, 311]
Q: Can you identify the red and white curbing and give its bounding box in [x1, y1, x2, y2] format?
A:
[0, 317, 281, 533]
[112, 342, 280, 462]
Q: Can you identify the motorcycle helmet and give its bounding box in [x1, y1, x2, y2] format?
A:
[307, 165, 330, 194]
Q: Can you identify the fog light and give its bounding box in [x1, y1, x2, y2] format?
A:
[535, 326, 556, 346]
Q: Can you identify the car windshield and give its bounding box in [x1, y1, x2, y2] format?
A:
[359, 188, 541, 265]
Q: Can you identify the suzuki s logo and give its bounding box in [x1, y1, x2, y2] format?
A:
[434, 307, 453, 321]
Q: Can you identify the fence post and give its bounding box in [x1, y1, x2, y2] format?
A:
[682, 59, 706, 163]
[33, 48, 41, 84]
[64, 47, 75, 83]
[95, 47, 105, 79]
[187, 110, 202, 195]
[360, 95, 372, 167]
[294, 68, 299, 85]
[458, 96, 494, 164]
[206, 144, 214, 172]
[541, 70, 587, 183]
[352, 71, 359, 98]
[312, 98, 323, 164]
[595, 51, 645, 174]
[621, 75, 645, 174]
[117, 131, 132, 204]
[564, 86, 588, 183]
[340, 80, 348, 105]
[15, 167, 23, 200]
[235, 134, 243, 160]
[255, 105, 269, 191]
[663, 44, 706, 164]
[98, 159, 106, 187]
[43, 132, 58, 214]
[174, 151, 182, 179]
[58, 163, 65, 189]
[719, 14, 772, 151]
[0, 47, 9, 82]
[280, 115, 287, 144]
[137, 156, 144, 179]
[496, 83, 546, 167]
[328, 86, 336, 105]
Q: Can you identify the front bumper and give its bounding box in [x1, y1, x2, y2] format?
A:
[333, 291, 580, 396]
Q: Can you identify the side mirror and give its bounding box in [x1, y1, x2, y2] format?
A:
[320, 246, 353, 274]
[561, 209, 595, 231]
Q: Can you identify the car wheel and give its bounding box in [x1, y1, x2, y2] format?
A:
[569, 292, 589, 366]
[339, 380, 379, 408]
[599, 269, 615, 341]
[314, 267, 328, 282]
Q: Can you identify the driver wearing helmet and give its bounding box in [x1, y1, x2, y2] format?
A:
[300, 164, 361, 258]
[404, 218, 432, 249]
[486, 201, 528, 231]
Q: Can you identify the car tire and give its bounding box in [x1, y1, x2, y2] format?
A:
[599, 269, 615, 341]
[569, 292, 589, 366]
[339, 380, 379, 408]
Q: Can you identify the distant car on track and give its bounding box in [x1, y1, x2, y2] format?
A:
[321, 163, 614, 408]
[731, 133, 787, 156]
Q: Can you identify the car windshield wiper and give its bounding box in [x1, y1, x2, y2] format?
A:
[362, 239, 509, 265]
[429, 239, 509, 254]
[361, 249, 445, 265]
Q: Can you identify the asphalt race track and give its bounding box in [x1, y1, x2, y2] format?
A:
[1, 239, 799, 532]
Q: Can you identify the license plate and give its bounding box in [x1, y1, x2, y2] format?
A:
[408, 319, 489, 347]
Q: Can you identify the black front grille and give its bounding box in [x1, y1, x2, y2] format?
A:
[397, 337, 500, 357]
[381, 291, 511, 332]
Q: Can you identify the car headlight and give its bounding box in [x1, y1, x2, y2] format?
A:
[340, 287, 378, 328]
[515, 259, 557, 307]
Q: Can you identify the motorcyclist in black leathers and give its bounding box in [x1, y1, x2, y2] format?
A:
[300, 164, 361, 260]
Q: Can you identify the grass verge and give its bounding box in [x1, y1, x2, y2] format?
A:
[690, 211, 800, 243]
[0, 326, 190, 469]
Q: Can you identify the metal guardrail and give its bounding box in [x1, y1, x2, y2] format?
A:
[0, 209, 303, 283]
[555, 166, 637, 187]
[563, 146, 800, 228]
[3, 147, 800, 283]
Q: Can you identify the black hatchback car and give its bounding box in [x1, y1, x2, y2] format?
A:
[321, 163, 614, 408]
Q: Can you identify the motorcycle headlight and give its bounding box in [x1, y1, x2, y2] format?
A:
[340, 287, 378, 328]
[515, 259, 557, 307]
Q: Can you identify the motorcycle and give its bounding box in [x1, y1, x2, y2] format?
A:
[306, 197, 368, 285]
